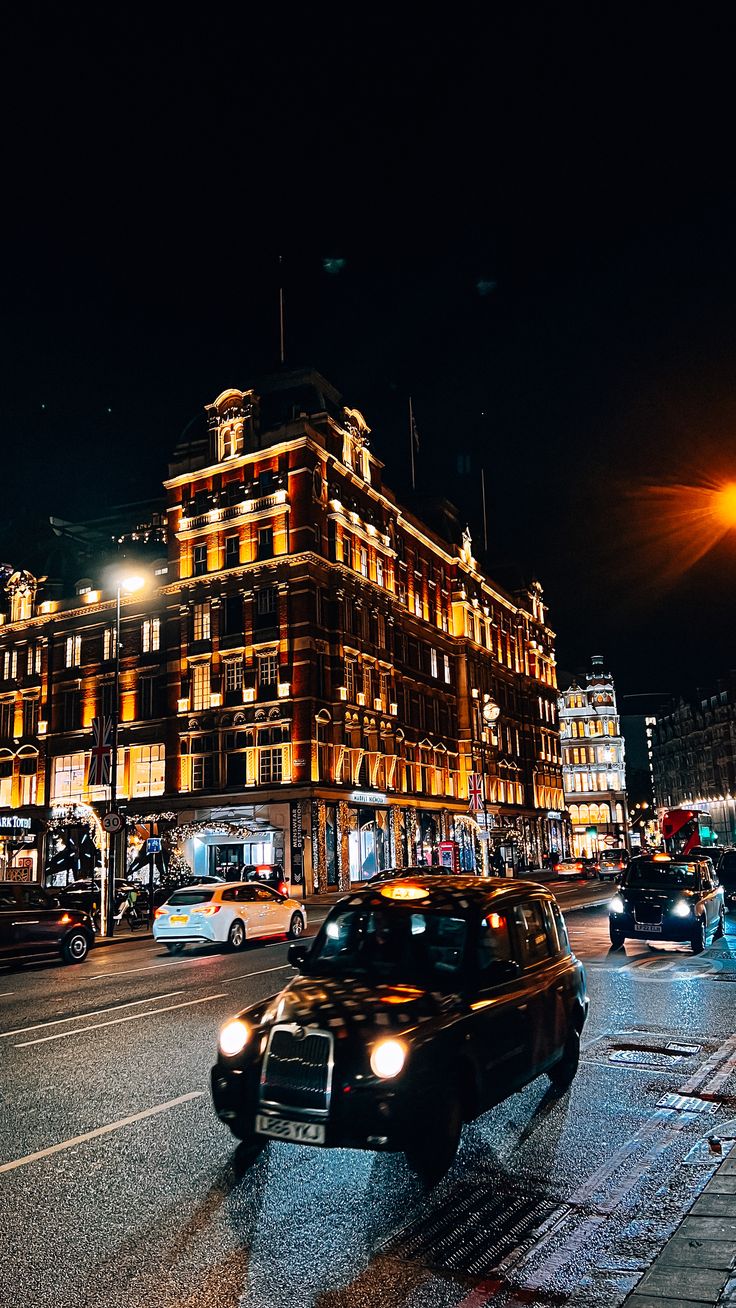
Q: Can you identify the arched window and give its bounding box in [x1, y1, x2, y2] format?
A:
[569, 804, 579, 823]
[579, 804, 589, 825]
[615, 802, 624, 824]
[598, 802, 611, 824]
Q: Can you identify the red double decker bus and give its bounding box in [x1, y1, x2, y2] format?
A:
[661, 808, 712, 855]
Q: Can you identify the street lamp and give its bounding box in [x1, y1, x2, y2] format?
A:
[103, 572, 147, 937]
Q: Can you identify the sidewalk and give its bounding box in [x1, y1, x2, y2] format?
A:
[625, 1147, 736, 1306]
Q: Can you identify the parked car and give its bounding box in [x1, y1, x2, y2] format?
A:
[0, 882, 94, 963]
[608, 853, 725, 952]
[153, 881, 306, 953]
[597, 849, 630, 882]
[211, 876, 588, 1185]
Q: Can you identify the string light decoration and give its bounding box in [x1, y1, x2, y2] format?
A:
[48, 806, 101, 843]
[337, 801, 351, 889]
[390, 807, 403, 868]
[311, 800, 327, 893]
[406, 806, 419, 858]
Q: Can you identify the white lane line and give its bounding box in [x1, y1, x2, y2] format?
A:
[0, 1091, 205, 1175]
[223, 964, 292, 983]
[89, 958, 219, 979]
[0, 992, 185, 1040]
[15, 993, 228, 1047]
[0, 991, 16, 997]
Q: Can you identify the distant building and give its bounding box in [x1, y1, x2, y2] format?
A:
[558, 655, 629, 857]
[651, 674, 736, 845]
[620, 692, 673, 846]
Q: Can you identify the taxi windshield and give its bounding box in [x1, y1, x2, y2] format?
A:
[624, 861, 699, 890]
[310, 905, 468, 986]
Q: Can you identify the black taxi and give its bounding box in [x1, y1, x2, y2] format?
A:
[0, 882, 94, 963]
[211, 877, 588, 1184]
[608, 853, 725, 952]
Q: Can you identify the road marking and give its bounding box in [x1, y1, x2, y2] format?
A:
[223, 964, 292, 983]
[0, 991, 15, 997]
[14, 993, 228, 1047]
[0, 1090, 205, 1174]
[0, 992, 186, 1039]
[89, 958, 219, 979]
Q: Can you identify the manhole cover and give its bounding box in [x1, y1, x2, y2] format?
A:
[381, 1181, 558, 1277]
[657, 1092, 719, 1114]
[609, 1048, 684, 1068]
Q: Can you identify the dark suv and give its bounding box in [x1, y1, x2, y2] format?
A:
[211, 876, 588, 1185]
[0, 882, 95, 963]
[608, 854, 725, 952]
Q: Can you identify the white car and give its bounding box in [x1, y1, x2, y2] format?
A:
[153, 881, 306, 954]
[554, 859, 586, 880]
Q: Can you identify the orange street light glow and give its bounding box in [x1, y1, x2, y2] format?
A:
[713, 482, 736, 529]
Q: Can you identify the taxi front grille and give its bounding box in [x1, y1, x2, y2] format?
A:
[260, 1024, 333, 1115]
[634, 902, 663, 925]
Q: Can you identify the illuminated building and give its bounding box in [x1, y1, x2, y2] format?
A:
[558, 655, 629, 857]
[0, 367, 564, 889]
[652, 677, 736, 845]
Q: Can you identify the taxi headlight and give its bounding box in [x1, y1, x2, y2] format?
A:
[672, 899, 693, 918]
[219, 1019, 250, 1057]
[609, 895, 625, 914]
[370, 1038, 407, 1079]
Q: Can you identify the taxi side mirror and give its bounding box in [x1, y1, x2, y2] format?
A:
[288, 942, 310, 971]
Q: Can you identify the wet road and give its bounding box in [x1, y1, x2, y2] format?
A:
[2, 883, 736, 1308]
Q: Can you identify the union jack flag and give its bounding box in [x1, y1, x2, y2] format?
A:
[89, 715, 114, 787]
[467, 772, 485, 813]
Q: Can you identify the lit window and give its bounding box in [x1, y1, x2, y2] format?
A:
[345, 659, 356, 702]
[430, 648, 438, 678]
[224, 660, 243, 692]
[444, 654, 451, 684]
[376, 557, 384, 586]
[259, 746, 283, 784]
[193, 602, 211, 642]
[130, 744, 165, 796]
[51, 753, 86, 801]
[191, 663, 210, 711]
[142, 618, 160, 653]
[360, 547, 368, 578]
[64, 636, 81, 668]
[258, 653, 278, 689]
[103, 627, 115, 661]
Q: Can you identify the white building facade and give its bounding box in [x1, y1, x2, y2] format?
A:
[558, 655, 629, 857]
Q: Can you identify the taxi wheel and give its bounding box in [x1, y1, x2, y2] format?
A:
[165, 943, 185, 954]
[288, 913, 304, 939]
[691, 918, 706, 953]
[61, 931, 89, 965]
[715, 907, 726, 940]
[228, 920, 246, 951]
[405, 1087, 462, 1187]
[548, 1028, 580, 1092]
[609, 926, 625, 949]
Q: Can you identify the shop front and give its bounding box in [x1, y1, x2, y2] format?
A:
[174, 805, 288, 882]
[347, 791, 392, 880]
[0, 810, 45, 882]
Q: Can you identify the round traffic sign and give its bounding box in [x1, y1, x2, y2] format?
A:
[102, 812, 123, 834]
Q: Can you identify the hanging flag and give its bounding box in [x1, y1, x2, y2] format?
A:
[89, 715, 114, 787]
[468, 772, 485, 813]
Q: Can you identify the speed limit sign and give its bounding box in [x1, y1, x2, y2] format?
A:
[102, 812, 123, 834]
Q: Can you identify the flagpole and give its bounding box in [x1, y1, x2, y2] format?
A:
[481, 468, 488, 553]
[409, 396, 416, 490]
[278, 255, 285, 366]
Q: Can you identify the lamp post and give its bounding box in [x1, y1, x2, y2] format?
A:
[103, 573, 146, 938]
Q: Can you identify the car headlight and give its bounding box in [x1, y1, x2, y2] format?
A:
[672, 899, 693, 918]
[219, 1019, 250, 1057]
[370, 1038, 407, 1079]
[609, 895, 625, 914]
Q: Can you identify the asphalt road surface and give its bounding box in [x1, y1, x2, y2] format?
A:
[2, 881, 736, 1308]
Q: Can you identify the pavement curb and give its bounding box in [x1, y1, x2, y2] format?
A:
[625, 1148, 736, 1307]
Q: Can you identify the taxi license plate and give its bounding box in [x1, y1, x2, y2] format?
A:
[635, 922, 662, 933]
[255, 1114, 325, 1144]
[169, 915, 189, 924]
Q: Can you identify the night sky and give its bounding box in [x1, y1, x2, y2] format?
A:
[2, 11, 735, 697]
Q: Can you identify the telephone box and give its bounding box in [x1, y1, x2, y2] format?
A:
[438, 840, 460, 871]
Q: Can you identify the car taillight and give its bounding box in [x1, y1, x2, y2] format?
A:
[154, 907, 168, 917]
[197, 904, 221, 915]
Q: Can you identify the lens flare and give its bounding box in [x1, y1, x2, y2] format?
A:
[625, 476, 736, 586]
[713, 482, 736, 528]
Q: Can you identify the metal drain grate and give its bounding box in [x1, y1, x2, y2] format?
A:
[380, 1181, 558, 1277]
[657, 1092, 719, 1114]
[666, 1041, 702, 1054]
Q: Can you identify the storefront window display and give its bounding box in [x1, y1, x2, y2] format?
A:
[348, 805, 391, 880]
